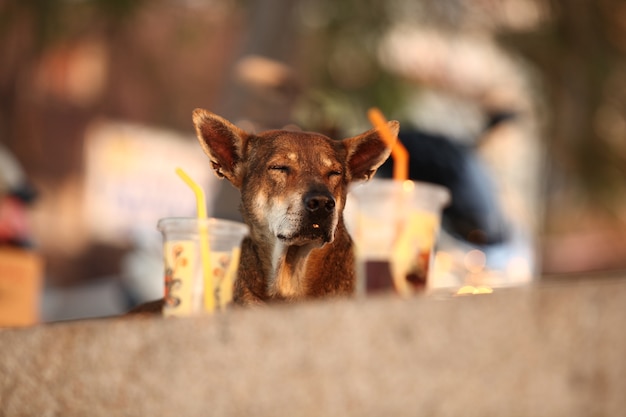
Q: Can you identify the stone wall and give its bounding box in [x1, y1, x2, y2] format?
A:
[1, 278, 625, 416]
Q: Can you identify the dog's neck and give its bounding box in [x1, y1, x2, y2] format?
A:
[268, 241, 319, 299]
[246, 223, 327, 299]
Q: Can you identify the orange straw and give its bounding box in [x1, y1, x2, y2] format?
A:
[367, 107, 409, 181]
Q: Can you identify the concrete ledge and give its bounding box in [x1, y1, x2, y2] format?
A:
[1, 279, 626, 416]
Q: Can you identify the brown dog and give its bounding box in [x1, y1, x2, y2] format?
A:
[192, 109, 397, 305]
[128, 109, 398, 313]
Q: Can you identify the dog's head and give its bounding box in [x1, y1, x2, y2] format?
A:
[193, 109, 398, 247]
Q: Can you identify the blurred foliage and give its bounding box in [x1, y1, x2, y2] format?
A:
[0, 0, 147, 148]
[498, 0, 626, 225]
[293, 0, 411, 133]
[0, 0, 145, 48]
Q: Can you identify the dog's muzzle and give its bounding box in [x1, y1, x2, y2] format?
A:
[275, 190, 339, 245]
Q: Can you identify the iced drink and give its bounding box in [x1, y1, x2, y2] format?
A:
[348, 179, 450, 297]
[158, 217, 248, 316]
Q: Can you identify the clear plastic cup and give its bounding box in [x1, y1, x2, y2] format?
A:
[347, 179, 450, 297]
[157, 217, 248, 316]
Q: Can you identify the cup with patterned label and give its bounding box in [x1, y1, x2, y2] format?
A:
[347, 179, 450, 297]
[157, 217, 248, 316]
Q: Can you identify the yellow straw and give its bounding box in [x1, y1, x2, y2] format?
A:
[175, 167, 215, 313]
[367, 107, 409, 181]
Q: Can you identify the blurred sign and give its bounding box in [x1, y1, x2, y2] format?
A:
[83, 121, 217, 245]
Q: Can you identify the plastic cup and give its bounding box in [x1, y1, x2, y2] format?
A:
[157, 217, 248, 316]
[347, 179, 450, 297]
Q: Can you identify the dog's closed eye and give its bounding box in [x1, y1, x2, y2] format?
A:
[328, 170, 342, 179]
[269, 165, 291, 174]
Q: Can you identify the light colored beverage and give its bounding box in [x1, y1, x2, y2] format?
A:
[158, 218, 248, 317]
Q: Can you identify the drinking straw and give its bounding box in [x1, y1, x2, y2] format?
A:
[368, 108, 411, 296]
[367, 107, 409, 181]
[175, 167, 215, 313]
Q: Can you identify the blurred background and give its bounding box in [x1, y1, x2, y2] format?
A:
[1, 0, 626, 322]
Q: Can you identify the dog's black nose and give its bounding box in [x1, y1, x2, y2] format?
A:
[304, 192, 335, 213]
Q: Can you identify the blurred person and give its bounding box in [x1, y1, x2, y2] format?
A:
[0, 144, 38, 248]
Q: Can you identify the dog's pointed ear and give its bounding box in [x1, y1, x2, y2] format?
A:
[343, 121, 399, 182]
[192, 108, 248, 188]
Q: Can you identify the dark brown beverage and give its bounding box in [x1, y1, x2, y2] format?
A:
[364, 251, 431, 294]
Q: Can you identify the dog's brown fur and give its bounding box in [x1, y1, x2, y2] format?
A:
[193, 109, 398, 305]
[127, 109, 398, 313]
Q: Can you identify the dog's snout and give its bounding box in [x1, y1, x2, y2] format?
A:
[304, 192, 335, 213]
